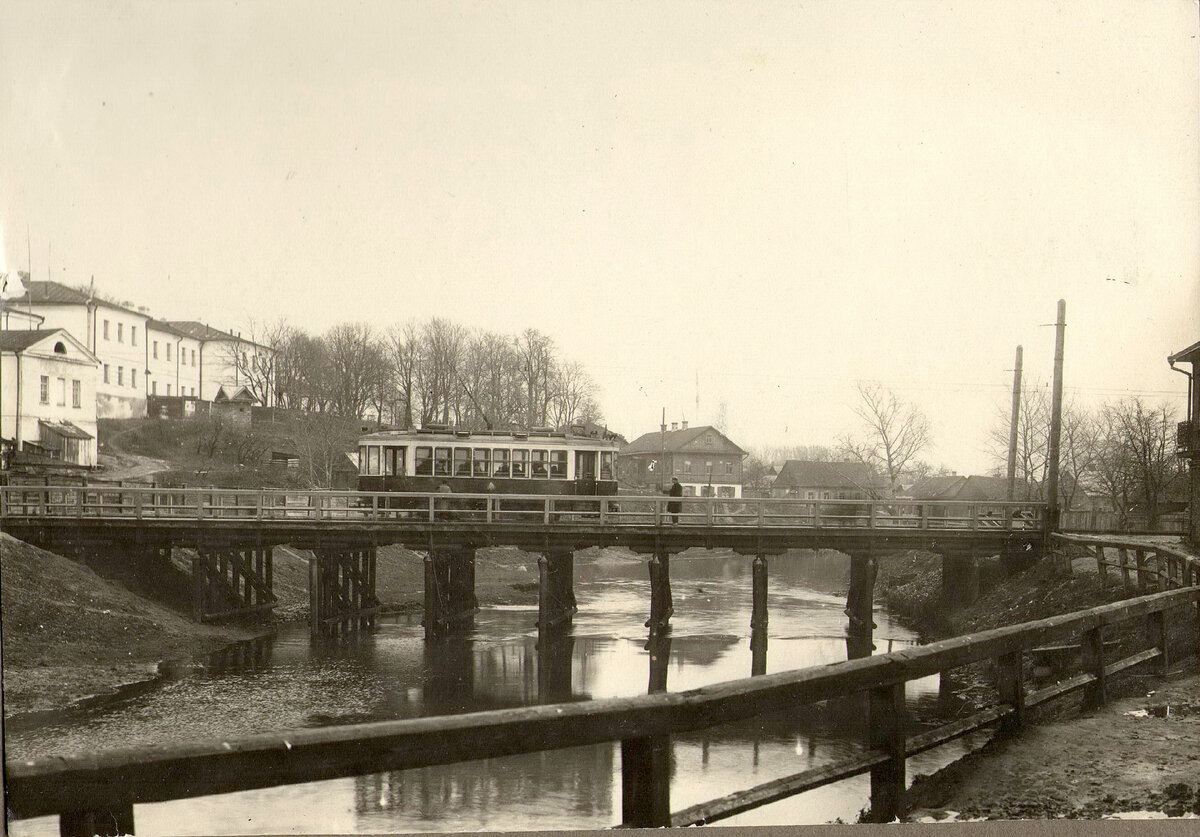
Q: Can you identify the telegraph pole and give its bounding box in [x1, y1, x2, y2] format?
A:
[1006, 345, 1023, 501]
[1045, 301, 1066, 532]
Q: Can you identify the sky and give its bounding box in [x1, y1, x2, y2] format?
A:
[2, 0, 1198, 473]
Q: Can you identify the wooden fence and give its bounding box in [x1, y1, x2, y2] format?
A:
[0, 485, 1046, 531]
[8, 581, 1198, 835]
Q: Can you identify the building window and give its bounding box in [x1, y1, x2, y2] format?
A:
[725, 461, 734, 475]
[131, 326, 138, 346]
[103, 364, 110, 384]
[117, 322, 123, 343]
[166, 383, 171, 396]
[56, 377, 66, 406]
[103, 320, 110, 340]
[152, 380, 157, 395]
[153, 341, 159, 359]
[683, 460, 691, 474]
[131, 369, 137, 389]
[117, 367, 124, 386]
[191, 386, 196, 396]
[39, 375, 49, 404]
[166, 343, 172, 362]
[72, 380, 81, 408]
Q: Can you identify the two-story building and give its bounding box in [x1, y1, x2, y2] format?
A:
[618, 422, 746, 498]
[7, 280, 275, 416]
[161, 321, 274, 405]
[1, 329, 100, 467]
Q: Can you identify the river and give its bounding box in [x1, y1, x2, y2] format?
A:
[8, 549, 987, 834]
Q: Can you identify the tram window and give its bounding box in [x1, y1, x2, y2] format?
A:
[358, 446, 368, 473]
[549, 450, 567, 479]
[453, 448, 471, 477]
[473, 448, 491, 477]
[434, 447, 452, 477]
[366, 446, 381, 476]
[530, 449, 549, 479]
[512, 449, 528, 478]
[384, 447, 404, 476]
[415, 446, 433, 476]
[493, 449, 511, 478]
[600, 452, 614, 480]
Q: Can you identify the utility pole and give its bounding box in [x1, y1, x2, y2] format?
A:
[1006, 345, 1023, 501]
[659, 407, 666, 493]
[1045, 300, 1066, 532]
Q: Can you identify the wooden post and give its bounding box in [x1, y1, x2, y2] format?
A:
[866, 682, 906, 823]
[1118, 548, 1131, 594]
[750, 624, 768, 677]
[1147, 610, 1168, 676]
[309, 555, 321, 639]
[750, 555, 768, 631]
[537, 633, 574, 703]
[621, 735, 672, 827]
[1095, 546, 1107, 585]
[1081, 626, 1107, 709]
[423, 553, 440, 640]
[846, 551, 876, 659]
[995, 651, 1025, 737]
[646, 551, 673, 635]
[60, 805, 135, 837]
[1136, 549, 1147, 591]
[191, 554, 205, 621]
[646, 633, 671, 694]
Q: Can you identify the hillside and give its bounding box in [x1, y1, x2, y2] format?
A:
[0, 534, 261, 717]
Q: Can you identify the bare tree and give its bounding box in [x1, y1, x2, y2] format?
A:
[324, 322, 386, 419]
[385, 320, 422, 429]
[548, 359, 601, 428]
[221, 319, 279, 406]
[838, 382, 931, 496]
[1094, 397, 1180, 528]
[515, 328, 555, 427]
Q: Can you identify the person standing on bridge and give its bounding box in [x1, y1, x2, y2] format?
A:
[668, 478, 683, 524]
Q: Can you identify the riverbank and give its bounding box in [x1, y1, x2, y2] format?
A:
[0, 533, 263, 717]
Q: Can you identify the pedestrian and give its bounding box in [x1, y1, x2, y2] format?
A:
[668, 477, 683, 524]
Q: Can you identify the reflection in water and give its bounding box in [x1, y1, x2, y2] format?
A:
[9, 549, 982, 835]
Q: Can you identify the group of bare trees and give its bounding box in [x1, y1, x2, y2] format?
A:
[237, 318, 603, 431]
[987, 391, 1183, 528]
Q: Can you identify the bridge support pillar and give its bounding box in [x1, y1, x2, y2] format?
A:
[537, 633, 575, 703]
[621, 734, 672, 827]
[192, 539, 276, 624]
[941, 554, 980, 608]
[537, 550, 577, 637]
[845, 551, 877, 660]
[423, 548, 477, 640]
[751, 554, 768, 676]
[309, 544, 378, 639]
[646, 633, 672, 694]
[646, 551, 674, 635]
[866, 682, 908, 822]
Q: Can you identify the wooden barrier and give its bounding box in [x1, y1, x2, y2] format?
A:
[9, 584, 1198, 833]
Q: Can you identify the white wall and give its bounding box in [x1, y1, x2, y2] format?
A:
[146, 327, 201, 398]
[1, 336, 100, 466]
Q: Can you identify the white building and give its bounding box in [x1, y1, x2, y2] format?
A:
[1, 329, 100, 466]
[161, 321, 274, 405]
[8, 280, 275, 416]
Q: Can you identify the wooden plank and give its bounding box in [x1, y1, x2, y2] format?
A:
[670, 749, 889, 827]
[906, 706, 1009, 756]
[1025, 672, 1096, 709]
[866, 683, 906, 822]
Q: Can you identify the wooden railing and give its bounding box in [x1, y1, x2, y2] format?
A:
[0, 485, 1047, 531]
[8, 583, 1198, 834]
[1053, 533, 1200, 592]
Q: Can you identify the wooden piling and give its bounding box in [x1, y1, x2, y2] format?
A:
[1147, 610, 1168, 676]
[646, 551, 673, 635]
[621, 735, 672, 827]
[1081, 627, 1107, 709]
[60, 805, 134, 837]
[846, 551, 876, 659]
[995, 651, 1025, 737]
[646, 633, 671, 694]
[866, 682, 906, 822]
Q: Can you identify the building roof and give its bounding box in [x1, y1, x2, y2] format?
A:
[1168, 339, 1200, 367]
[163, 320, 269, 349]
[38, 419, 94, 441]
[621, 425, 746, 457]
[907, 474, 1016, 502]
[0, 328, 98, 362]
[0, 329, 53, 352]
[773, 460, 882, 491]
[147, 318, 197, 339]
[8, 279, 147, 318]
[214, 385, 260, 404]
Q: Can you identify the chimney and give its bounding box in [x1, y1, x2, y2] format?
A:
[681, 420, 688, 430]
[671, 422, 678, 431]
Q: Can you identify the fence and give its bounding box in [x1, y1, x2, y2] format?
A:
[0, 485, 1046, 531]
[8, 579, 1198, 834]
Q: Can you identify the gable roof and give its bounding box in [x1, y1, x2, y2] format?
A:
[0, 328, 98, 362]
[906, 475, 966, 500]
[163, 321, 270, 349]
[9, 280, 147, 318]
[1168, 339, 1200, 366]
[620, 425, 746, 457]
[908, 474, 1015, 502]
[214, 385, 259, 404]
[774, 460, 882, 491]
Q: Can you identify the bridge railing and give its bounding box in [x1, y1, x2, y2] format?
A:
[0, 485, 1047, 531]
[7, 583, 1197, 833]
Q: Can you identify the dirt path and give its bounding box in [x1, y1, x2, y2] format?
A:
[907, 666, 1200, 820]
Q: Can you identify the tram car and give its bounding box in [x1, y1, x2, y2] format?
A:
[356, 425, 619, 498]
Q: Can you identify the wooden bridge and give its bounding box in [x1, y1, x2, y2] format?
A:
[1, 485, 1046, 642]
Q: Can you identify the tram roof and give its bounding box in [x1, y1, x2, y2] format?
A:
[358, 427, 619, 448]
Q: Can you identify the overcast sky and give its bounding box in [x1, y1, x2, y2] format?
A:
[2, 1, 1197, 473]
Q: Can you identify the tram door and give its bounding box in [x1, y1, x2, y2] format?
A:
[574, 451, 598, 494]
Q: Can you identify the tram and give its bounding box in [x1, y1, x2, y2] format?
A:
[356, 425, 619, 497]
